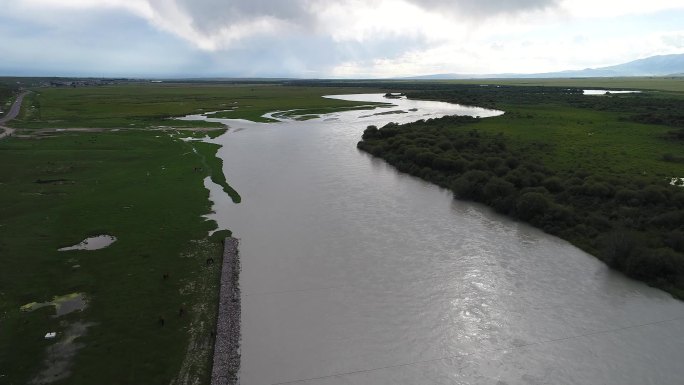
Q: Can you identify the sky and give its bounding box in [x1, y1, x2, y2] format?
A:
[1, 0, 684, 78]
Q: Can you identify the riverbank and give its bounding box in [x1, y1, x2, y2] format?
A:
[211, 237, 241, 385]
[357, 85, 684, 298]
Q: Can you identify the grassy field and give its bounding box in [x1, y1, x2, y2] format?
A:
[388, 79, 684, 178]
[474, 103, 684, 178]
[10, 83, 382, 129]
[0, 130, 235, 384]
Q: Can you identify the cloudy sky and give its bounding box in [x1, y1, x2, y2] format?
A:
[2, 0, 684, 78]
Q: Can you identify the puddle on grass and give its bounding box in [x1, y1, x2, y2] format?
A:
[583, 89, 641, 95]
[30, 321, 95, 385]
[58, 235, 116, 251]
[20, 293, 87, 318]
[671, 177, 684, 187]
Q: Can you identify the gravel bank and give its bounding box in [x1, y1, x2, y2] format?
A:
[211, 237, 241, 385]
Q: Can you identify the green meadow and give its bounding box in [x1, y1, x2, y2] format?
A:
[0, 130, 233, 384]
[9, 83, 381, 129]
[402, 81, 684, 177]
[474, 103, 684, 177]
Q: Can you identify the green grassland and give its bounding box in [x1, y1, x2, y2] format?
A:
[475, 103, 684, 177]
[0, 130, 234, 384]
[399, 83, 684, 178]
[9, 83, 381, 129]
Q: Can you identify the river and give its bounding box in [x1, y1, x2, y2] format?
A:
[192, 94, 684, 385]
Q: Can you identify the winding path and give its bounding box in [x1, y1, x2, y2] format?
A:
[0, 91, 29, 139]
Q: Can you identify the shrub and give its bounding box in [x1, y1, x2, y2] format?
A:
[362, 125, 379, 139]
[665, 231, 684, 252]
[616, 189, 640, 205]
[650, 210, 684, 228]
[483, 177, 516, 202]
[600, 230, 639, 268]
[582, 182, 613, 198]
[543, 177, 564, 193]
[640, 185, 667, 204]
[415, 151, 436, 167]
[515, 192, 550, 221]
[451, 170, 490, 199]
[625, 248, 684, 281]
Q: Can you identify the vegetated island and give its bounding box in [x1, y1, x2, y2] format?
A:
[357, 83, 684, 298]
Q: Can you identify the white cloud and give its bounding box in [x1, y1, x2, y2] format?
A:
[18, 0, 563, 50]
[662, 33, 684, 49]
[5, 0, 684, 77]
[558, 0, 684, 18]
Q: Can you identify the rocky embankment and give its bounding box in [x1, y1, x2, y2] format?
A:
[211, 237, 241, 385]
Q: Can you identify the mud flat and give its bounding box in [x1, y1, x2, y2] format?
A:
[211, 237, 241, 385]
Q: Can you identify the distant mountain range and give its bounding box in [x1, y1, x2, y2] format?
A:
[407, 53, 684, 79]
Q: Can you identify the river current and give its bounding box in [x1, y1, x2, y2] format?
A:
[190, 94, 684, 385]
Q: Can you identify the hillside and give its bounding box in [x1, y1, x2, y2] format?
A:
[409, 53, 684, 79]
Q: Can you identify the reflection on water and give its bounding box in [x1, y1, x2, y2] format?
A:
[194, 94, 684, 385]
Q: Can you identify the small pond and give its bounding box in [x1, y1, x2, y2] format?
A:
[58, 235, 117, 251]
[583, 89, 641, 95]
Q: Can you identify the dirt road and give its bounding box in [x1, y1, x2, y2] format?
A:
[0, 91, 29, 139]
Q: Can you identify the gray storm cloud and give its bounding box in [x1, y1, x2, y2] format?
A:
[129, 0, 562, 74]
[1, 0, 575, 77]
[407, 0, 560, 16]
[154, 0, 317, 35]
[144, 0, 560, 45]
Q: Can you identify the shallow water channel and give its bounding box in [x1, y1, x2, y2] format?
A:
[194, 94, 684, 385]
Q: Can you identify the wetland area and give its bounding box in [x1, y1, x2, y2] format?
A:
[5, 3, 684, 385]
[1, 80, 684, 385]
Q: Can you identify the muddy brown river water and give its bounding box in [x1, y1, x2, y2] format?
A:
[189, 94, 684, 385]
